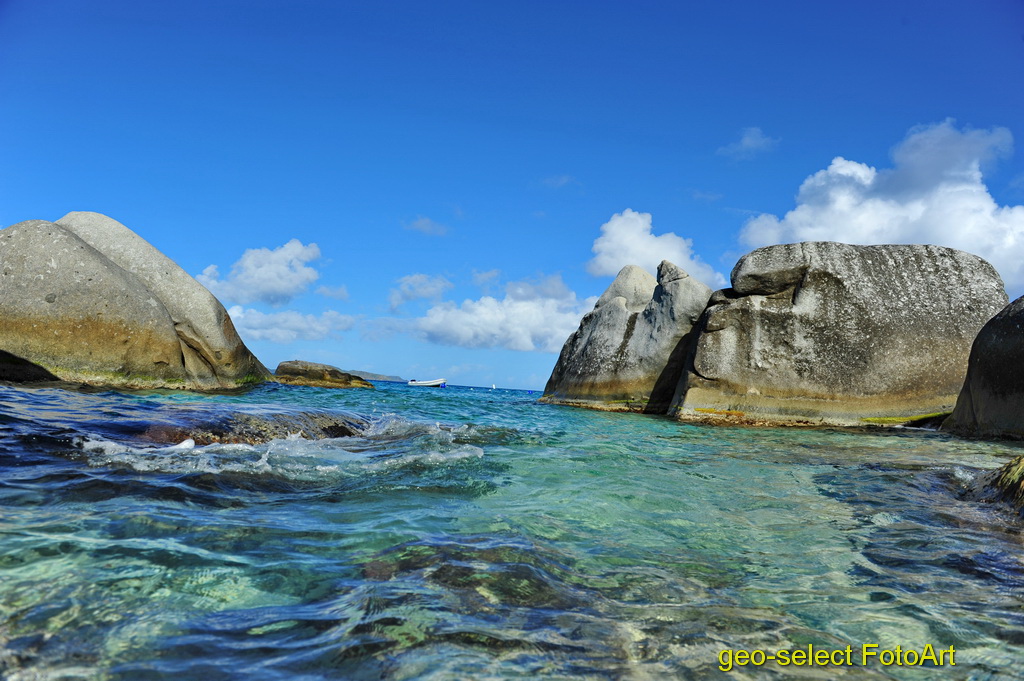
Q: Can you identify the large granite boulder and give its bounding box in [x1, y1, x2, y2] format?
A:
[671, 242, 1008, 425]
[542, 261, 712, 412]
[944, 296, 1024, 439]
[0, 213, 270, 390]
[274, 360, 374, 389]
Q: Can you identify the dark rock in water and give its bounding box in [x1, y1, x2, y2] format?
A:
[0, 212, 270, 390]
[672, 242, 1008, 425]
[944, 296, 1024, 439]
[274, 360, 374, 389]
[0, 350, 61, 383]
[344, 369, 405, 382]
[143, 409, 369, 445]
[965, 456, 1024, 515]
[542, 261, 712, 413]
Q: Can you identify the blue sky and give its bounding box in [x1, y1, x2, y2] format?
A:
[2, 1, 1023, 389]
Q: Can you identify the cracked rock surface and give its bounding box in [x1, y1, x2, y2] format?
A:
[672, 242, 1008, 424]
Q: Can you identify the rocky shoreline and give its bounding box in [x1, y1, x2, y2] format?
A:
[544, 243, 1010, 428]
[543, 242, 1024, 513]
[3, 211, 1024, 513]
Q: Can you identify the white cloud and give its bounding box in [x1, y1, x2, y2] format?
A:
[316, 284, 350, 300]
[405, 216, 449, 235]
[717, 127, 780, 159]
[198, 239, 321, 306]
[587, 208, 727, 288]
[227, 306, 355, 344]
[389, 273, 454, 311]
[740, 119, 1024, 291]
[416, 275, 598, 353]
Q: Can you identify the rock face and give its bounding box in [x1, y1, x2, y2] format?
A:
[672, 242, 1008, 425]
[944, 296, 1024, 439]
[274, 360, 374, 389]
[0, 212, 270, 389]
[542, 261, 712, 412]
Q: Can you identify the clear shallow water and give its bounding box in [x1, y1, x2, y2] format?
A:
[1, 381, 1023, 680]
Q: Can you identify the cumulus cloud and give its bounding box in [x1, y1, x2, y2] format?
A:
[717, 127, 780, 159]
[416, 275, 598, 353]
[198, 239, 321, 306]
[740, 119, 1024, 291]
[405, 216, 449, 235]
[389, 273, 454, 311]
[588, 209, 727, 288]
[227, 306, 355, 344]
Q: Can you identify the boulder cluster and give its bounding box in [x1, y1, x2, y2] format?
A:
[544, 242, 1013, 429]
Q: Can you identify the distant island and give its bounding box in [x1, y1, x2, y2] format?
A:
[344, 370, 406, 383]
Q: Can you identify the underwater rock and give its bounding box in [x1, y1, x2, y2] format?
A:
[672, 242, 1007, 425]
[0, 213, 270, 390]
[274, 360, 374, 389]
[142, 409, 369, 445]
[542, 261, 712, 413]
[987, 456, 1024, 513]
[944, 296, 1024, 439]
[965, 455, 1024, 515]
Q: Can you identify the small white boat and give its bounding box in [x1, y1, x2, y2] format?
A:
[407, 378, 447, 387]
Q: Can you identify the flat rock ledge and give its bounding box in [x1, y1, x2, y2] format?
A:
[274, 360, 374, 389]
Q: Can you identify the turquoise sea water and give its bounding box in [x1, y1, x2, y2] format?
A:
[1, 380, 1023, 680]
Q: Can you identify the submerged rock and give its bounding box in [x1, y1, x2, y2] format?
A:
[143, 408, 369, 445]
[542, 261, 712, 413]
[965, 455, 1024, 515]
[672, 242, 1007, 425]
[944, 296, 1024, 439]
[274, 360, 374, 389]
[0, 212, 270, 390]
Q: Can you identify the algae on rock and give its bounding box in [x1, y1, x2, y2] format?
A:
[671, 242, 1007, 425]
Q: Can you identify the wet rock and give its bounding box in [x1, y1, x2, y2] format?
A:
[542, 261, 712, 413]
[143, 409, 368, 445]
[274, 360, 374, 389]
[944, 296, 1024, 439]
[0, 213, 270, 390]
[672, 242, 1007, 425]
[964, 455, 1024, 516]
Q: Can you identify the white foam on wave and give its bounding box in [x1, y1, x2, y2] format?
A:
[69, 428, 485, 483]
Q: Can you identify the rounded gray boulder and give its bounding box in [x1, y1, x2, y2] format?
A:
[542, 261, 712, 412]
[0, 213, 270, 390]
[672, 242, 1008, 425]
[944, 296, 1024, 439]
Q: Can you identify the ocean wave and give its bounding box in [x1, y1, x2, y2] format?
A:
[69, 432, 486, 485]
